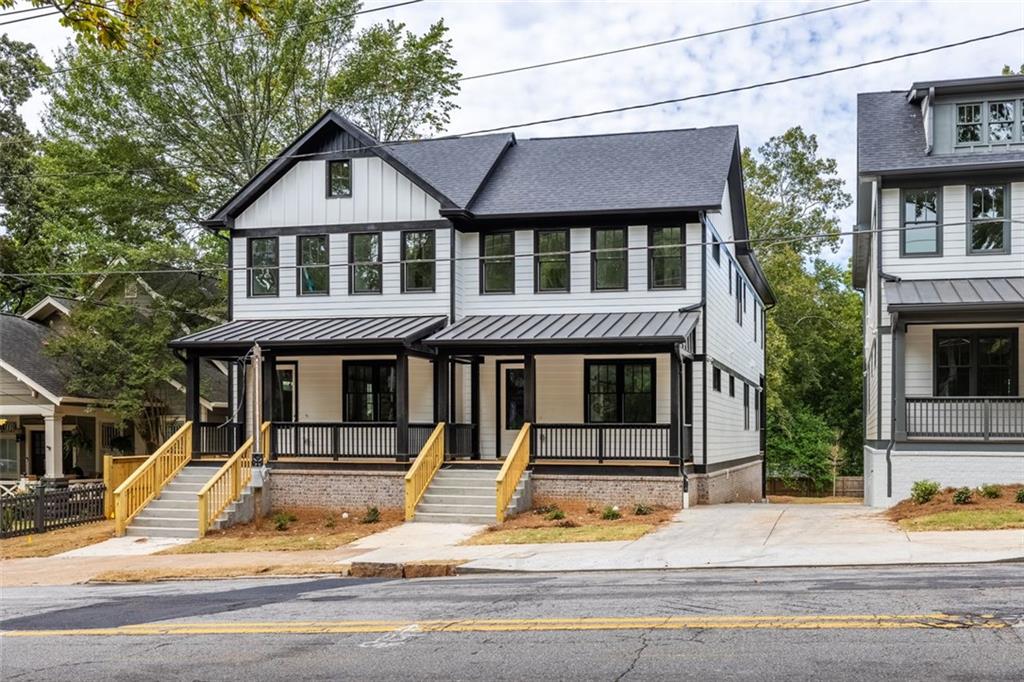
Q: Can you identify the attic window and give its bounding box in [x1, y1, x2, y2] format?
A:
[124, 281, 138, 299]
[988, 101, 1015, 142]
[327, 159, 352, 198]
[955, 103, 982, 144]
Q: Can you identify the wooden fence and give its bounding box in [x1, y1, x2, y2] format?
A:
[0, 482, 106, 538]
[102, 455, 149, 519]
[766, 476, 864, 498]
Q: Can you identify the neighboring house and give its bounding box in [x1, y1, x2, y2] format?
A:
[0, 289, 229, 480]
[853, 75, 1024, 507]
[170, 111, 774, 509]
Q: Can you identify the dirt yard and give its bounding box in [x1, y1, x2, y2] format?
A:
[768, 495, 863, 505]
[887, 484, 1024, 531]
[467, 499, 676, 545]
[1, 521, 115, 559]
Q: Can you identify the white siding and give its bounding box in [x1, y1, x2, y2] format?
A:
[234, 157, 441, 229]
[904, 323, 1024, 397]
[0, 368, 53, 407]
[879, 332, 892, 440]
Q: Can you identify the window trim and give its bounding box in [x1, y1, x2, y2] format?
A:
[296, 234, 330, 297]
[272, 361, 299, 422]
[967, 184, 1011, 256]
[728, 375, 735, 398]
[932, 328, 1019, 397]
[711, 234, 721, 264]
[583, 358, 657, 424]
[342, 359, 397, 422]
[247, 236, 279, 298]
[712, 367, 722, 392]
[326, 159, 353, 198]
[954, 101, 984, 147]
[590, 227, 629, 292]
[400, 229, 436, 294]
[479, 231, 516, 295]
[348, 231, 383, 295]
[504, 367, 526, 430]
[744, 384, 751, 430]
[899, 187, 942, 258]
[953, 98, 1023, 148]
[647, 225, 686, 290]
[534, 228, 571, 293]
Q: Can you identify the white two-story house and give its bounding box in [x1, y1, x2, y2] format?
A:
[854, 75, 1024, 506]
[169, 112, 773, 518]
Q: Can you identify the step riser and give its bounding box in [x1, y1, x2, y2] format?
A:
[136, 509, 198, 520]
[125, 527, 198, 539]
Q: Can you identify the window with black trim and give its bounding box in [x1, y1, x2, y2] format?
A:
[728, 375, 735, 397]
[712, 235, 721, 264]
[505, 368, 525, 430]
[585, 360, 655, 423]
[591, 227, 627, 291]
[327, 159, 352, 197]
[481, 232, 515, 293]
[648, 226, 684, 289]
[744, 384, 750, 430]
[969, 185, 1010, 254]
[901, 188, 940, 256]
[344, 361, 395, 421]
[349, 232, 382, 294]
[712, 367, 721, 392]
[934, 329, 1018, 397]
[248, 237, 278, 297]
[728, 260, 733, 293]
[402, 230, 435, 292]
[735, 273, 743, 326]
[297, 235, 329, 295]
[535, 229, 569, 292]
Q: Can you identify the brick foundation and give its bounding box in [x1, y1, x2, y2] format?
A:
[531, 474, 684, 509]
[689, 459, 763, 504]
[269, 468, 404, 509]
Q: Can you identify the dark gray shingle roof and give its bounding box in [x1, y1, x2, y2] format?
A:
[887, 278, 1024, 312]
[426, 311, 699, 349]
[467, 127, 738, 216]
[385, 134, 513, 208]
[858, 91, 1024, 175]
[0, 314, 70, 398]
[171, 315, 448, 349]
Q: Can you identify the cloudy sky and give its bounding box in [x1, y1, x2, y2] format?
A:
[7, 0, 1024, 265]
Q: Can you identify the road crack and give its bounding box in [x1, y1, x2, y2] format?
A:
[615, 628, 653, 682]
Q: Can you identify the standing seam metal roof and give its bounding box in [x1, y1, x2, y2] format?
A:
[170, 316, 448, 348]
[886, 278, 1024, 310]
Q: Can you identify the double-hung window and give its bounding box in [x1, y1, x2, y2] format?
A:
[535, 229, 570, 292]
[402, 230, 435, 292]
[901, 188, 940, 256]
[969, 185, 1010, 254]
[248, 237, 278, 297]
[712, 367, 722, 392]
[743, 384, 750, 430]
[735, 273, 744, 326]
[934, 330, 1018, 397]
[648, 226, 684, 289]
[585, 360, 655, 423]
[481, 232, 515, 293]
[327, 159, 352, 197]
[350, 232, 382, 294]
[711, 235, 721, 264]
[988, 101, 1015, 142]
[955, 103, 983, 144]
[728, 375, 735, 397]
[592, 227, 627, 291]
[297, 235, 329, 295]
[344, 361, 396, 422]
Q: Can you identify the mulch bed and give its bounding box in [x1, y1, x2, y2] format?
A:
[492, 498, 677, 532]
[887, 484, 1024, 522]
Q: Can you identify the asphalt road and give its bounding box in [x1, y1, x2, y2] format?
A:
[2, 564, 1023, 681]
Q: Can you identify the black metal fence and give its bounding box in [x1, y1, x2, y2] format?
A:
[0, 482, 107, 538]
[906, 397, 1024, 440]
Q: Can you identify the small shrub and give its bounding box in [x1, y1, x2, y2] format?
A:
[361, 506, 381, 524]
[324, 513, 337, 529]
[533, 504, 559, 516]
[601, 506, 622, 521]
[1015, 489, 1024, 504]
[978, 484, 1001, 499]
[273, 512, 297, 531]
[555, 519, 579, 528]
[910, 480, 940, 504]
[586, 506, 597, 515]
[544, 508, 566, 521]
[952, 487, 973, 505]
[633, 503, 653, 516]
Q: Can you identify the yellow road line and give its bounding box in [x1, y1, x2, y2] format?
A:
[0, 613, 1008, 637]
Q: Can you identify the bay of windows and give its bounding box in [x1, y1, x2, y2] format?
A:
[535, 229, 570, 292]
[402, 230, 435, 292]
[901, 188, 940, 256]
[481, 232, 515, 293]
[592, 227, 627, 291]
[297, 235, 329, 295]
[350, 232, 382, 294]
[248, 237, 278, 297]
[585, 360, 655, 423]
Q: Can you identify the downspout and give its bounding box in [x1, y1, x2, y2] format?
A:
[676, 302, 703, 509]
[885, 313, 899, 500]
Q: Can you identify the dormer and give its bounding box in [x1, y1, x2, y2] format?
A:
[908, 75, 1024, 156]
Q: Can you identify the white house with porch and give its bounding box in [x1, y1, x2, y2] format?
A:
[854, 75, 1024, 506]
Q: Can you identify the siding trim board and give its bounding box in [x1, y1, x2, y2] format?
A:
[236, 220, 452, 238]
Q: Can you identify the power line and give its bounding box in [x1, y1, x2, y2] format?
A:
[459, 0, 870, 81]
[9, 25, 1020, 182]
[0, 8, 59, 25]
[0, 4, 58, 17]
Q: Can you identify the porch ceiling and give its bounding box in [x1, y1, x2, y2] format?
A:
[887, 278, 1024, 314]
[425, 311, 699, 351]
[169, 315, 448, 351]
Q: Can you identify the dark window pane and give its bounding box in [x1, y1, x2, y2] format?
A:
[536, 230, 569, 291]
[345, 363, 396, 421]
[403, 231, 435, 291]
[956, 104, 982, 143]
[593, 229, 627, 290]
[622, 363, 654, 423]
[935, 335, 971, 396]
[298, 236, 328, 295]
[351, 233, 381, 293]
[328, 160, 352, 197]
[482, 233, 514, 293]
[978, 334, 1015, 396]
[249, 238, 278, 296]
[651, 227, 683, 288]
[904, 190, 938, 223]
[505, 369, 525, 430]
[588, 394, 618, 423]
[989, 102, 1015, 142]
[587, 363, 619, 423]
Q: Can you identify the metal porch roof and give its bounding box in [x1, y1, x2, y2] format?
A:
[886, 278, 1024, 313]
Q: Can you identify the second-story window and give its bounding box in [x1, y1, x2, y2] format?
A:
[711, 235, 721, 264]
[481, 232, 515, 294]
[989, 101, 1015, 142]
[592, 227, 627, 291]
[402, 230, 435, 292]
[248, 237, 278, 297]
[535, 229, 570, 292]
[349, 232, 381, 294]
[327, 159, 352, 198]
[648, 226, 684, 289]
[901, 188, 940, 256]
[969, 185, 1009, 254]
[297, 235, 329, 296]
[956, 103, 982, 144]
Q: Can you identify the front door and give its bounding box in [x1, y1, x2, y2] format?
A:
[29, 430, 45, 476]
[499, 366, 525, 456]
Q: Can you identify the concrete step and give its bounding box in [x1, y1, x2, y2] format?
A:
[435, 470, 498, 479]
[413, 511, 495, 524]
[420, 493, 496, 506]
[135, 508, 198, 521]
[131, 516, 199, 529]
[156, 490, 201, 501]
[125, 525, 198, 539]
[144, 499, 194, 510]
[425, 485, 494, 497]
[415, 502, 495, 515]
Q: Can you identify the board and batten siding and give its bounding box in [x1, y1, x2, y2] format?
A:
[234, 157, 441, 229]
[232, 228, 451, 320]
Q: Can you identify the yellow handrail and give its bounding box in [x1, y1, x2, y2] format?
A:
[404, 422, 445, 521]
[197, 436, 255, 537]
[259, 420, 271, 461]
[495, 422, 531, 523]
[102, 455, 149, 519]
[113, 421, 193, 536]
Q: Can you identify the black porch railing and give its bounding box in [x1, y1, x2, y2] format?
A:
[196, 421, 244, 455]
[270, 422, 398, 458]
[0, 482, 106, 538]
[532, 423, 674, 461]
[408, 422, 436, 455]
[448, 423, 477, 457]
[906, 397, 1024, 440]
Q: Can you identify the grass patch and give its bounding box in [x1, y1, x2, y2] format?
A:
[91, 563, 348, 583]
[1, 520, 114, 559]
[767, 496, 862, 505]
[160, 507, 401, 555]
[465, 498, 675, 545]
[888, 483, 1024, 532]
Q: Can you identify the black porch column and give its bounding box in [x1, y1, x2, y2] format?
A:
[523, 354, 536, 423]
[892, 320, 907, 442]
[185, 351, 201, 453]
[669, 348, 682, 466]
[682, 357, 694, 463]
[260, 350, 275, 429]
[396, 351, 410, 457]
[470, 357, 481, 459]
[433, 351, 450, 424]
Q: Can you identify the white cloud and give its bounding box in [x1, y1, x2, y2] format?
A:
[8, 0, 1024, 266]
